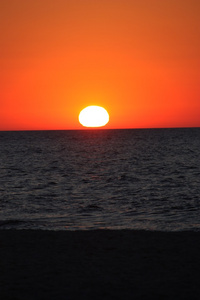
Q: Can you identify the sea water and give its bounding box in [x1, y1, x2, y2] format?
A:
[0, 128, 200, 231]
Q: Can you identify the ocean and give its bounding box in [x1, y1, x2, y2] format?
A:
[0, 128, 199, 231]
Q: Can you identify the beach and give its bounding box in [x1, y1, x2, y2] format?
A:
[1, 230, 200, 299]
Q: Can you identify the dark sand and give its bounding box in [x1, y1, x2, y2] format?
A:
[1, 230, 200, 300]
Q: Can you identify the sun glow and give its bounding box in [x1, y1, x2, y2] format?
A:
[79, 106, 109, 128]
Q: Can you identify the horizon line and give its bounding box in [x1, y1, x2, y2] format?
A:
[1, 126, 200, 132]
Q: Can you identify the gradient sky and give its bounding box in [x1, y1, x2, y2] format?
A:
[1, 0, 199, 130]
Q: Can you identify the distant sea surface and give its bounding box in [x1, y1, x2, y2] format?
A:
[0, 128, 200, 231]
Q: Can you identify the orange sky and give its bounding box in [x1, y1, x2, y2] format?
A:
[1, 0, 199, 130]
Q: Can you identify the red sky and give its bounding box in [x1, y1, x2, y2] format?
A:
[1, 0, 200, 130]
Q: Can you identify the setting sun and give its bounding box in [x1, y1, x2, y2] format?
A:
[79, 106, 109, 128]
[0, 1, 200, 130]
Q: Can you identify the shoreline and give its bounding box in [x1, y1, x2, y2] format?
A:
[1, 229, 200, 299]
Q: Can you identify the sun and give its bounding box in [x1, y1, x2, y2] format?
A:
[79, 105, 109, 128]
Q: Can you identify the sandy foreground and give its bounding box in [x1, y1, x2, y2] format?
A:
[0, 230, 200, 300]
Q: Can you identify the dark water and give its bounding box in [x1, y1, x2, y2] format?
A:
[0, 128, 200, 231]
